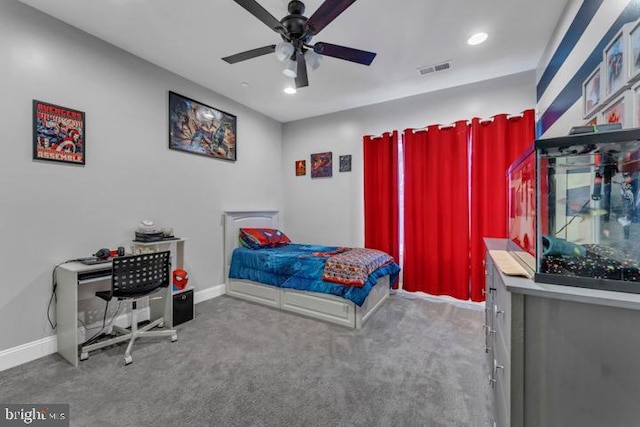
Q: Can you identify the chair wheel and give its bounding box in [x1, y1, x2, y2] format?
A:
[124, 355, 133, 365]
[171, 335, 178, 342]
[80, 352, 89, 361]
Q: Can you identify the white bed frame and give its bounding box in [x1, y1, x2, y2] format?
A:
[223, 210, 390, 328]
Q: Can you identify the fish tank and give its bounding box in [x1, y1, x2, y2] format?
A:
[508, 127, 640, 293]
[507, 146, 537, 270]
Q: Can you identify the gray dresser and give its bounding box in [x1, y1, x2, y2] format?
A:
[484, 238, 640, 427]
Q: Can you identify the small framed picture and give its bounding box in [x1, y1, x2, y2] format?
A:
[310, 152, 332, 178]
[633, 81, 640, 126]
[583, 65, 603, 118]
[629, 20, 640, 83]
[295, 160, 306, 176]
[602, 90, 632, 128]
[339, 155, 352, 172]
[603, 26, 630, 103]
[33, 100, 85, 165]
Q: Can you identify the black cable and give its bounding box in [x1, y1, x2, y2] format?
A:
[83, 300, 123, 346]
[83, 300, 110, 345]
[555, 199, 591, 236]
[77, 318, 88, 330]
[48, 257, 102, 330]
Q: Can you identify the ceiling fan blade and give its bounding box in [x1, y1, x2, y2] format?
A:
[233, 0, 284, 33]
[305, 0, 358, 36]
[313, 42, 376, 66]
[222, 45, 276, 64]
[295, 52, 309, 89]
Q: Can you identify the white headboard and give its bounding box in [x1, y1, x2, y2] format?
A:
[223, 210, 280, 282]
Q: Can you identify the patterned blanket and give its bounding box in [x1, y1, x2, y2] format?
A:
[322, 248, 395, 287]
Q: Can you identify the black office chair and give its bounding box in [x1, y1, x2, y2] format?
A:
[80, 251, 177, 365]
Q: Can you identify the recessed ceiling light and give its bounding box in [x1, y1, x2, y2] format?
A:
[468, 32, 488, 46]
[240, 82, 249, 87]
[284, 87, 297, 95]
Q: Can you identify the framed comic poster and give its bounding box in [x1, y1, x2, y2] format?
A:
[168, 91, 237, 161]
[295, 160, 306, 176]
[583, 65, 602, 118]
[310, 152, 332, 178]
[603, 28, 628, 102]
[33, 100, 85, 165]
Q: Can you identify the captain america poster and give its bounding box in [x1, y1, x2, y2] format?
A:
[33, 100, 85, 165]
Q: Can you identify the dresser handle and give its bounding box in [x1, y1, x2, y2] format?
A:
[494, 359, 504, 372]
[489, 375, 496, 387]
[485, 345, 492, 353]
[494, 305, 504, 316]
[483, 324, 496, 335]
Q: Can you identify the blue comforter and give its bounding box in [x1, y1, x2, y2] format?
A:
[228, 244, 400, 306]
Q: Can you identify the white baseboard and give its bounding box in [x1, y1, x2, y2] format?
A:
[394, 290, 485, 311]
[0, 285, 225, 372]
[194, 284, 225, 304]
[0, 335, 58, 373]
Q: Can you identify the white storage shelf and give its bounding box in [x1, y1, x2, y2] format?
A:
[131, 238, 188, 327]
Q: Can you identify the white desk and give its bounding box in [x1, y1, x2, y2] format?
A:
[55, 238, 186, 367]
[56, 261, 113, 367]
[55, 261, 171, 367]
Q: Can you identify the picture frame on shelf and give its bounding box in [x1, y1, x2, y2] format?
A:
[632, 80, 640, 126]
[601, 90, 633, 129]
[582, 64, 603, 119]
[310, 152, 332, 178]
[168, 91, 237, 161]
[629, 19, 640, 83]
[603, 24, 631, 103]
[32, 100, 85, 165]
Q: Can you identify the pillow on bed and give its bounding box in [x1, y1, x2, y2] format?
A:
[239, 228, 291, 249]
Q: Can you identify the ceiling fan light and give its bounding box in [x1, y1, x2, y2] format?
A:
[275, 42, 295, 62]
[305, 50, 322, 70]
[282, 58, 297, 78]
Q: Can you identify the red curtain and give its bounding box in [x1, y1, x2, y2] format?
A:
[403, 121, 470, 299]
[363, 131, 399, 264]
[469, 110, 535, 301]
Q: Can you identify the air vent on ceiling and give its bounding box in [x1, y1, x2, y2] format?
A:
[417, 60, 452, 76]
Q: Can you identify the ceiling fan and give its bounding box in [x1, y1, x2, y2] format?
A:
[222, 0, 377, 89]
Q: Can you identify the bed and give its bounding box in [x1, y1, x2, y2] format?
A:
[223, 210, 399, 328]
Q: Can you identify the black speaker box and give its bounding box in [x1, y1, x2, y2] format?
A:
[173, 289, 194, 327]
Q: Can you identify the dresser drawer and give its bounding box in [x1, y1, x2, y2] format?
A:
[494, 278, 512, 350]
[494, 328, 511, 409]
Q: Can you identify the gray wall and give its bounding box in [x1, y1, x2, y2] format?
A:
[281, 71, 536, 248]
[0, 1, 283, 352]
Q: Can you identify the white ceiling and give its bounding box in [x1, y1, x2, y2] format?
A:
[19, 0, 568, 123]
